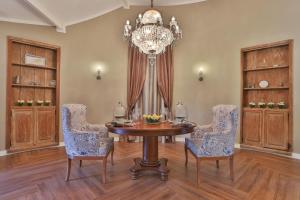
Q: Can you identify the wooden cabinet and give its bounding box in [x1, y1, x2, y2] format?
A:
[10, 107, 56, 151]
[6, 37, 60, 152]
[264, 110, 289, 150]
[242, 108, 289, 151]
[35, 107, 56, 146]
[243, 109, 263, 147]
[11, 108, 34, 150]
[241, 40, 293, 153]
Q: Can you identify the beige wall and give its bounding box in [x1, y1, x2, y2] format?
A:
[0, 0, 300, 153]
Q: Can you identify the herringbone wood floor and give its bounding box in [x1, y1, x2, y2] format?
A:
[1, 142, 300, 200]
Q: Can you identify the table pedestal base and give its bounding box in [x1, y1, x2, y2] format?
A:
[130, 157, 170, 181]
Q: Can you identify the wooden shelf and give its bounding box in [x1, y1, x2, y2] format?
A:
[12, 63, 56, 70]
[12, 84, 56, 89]
[243, 65, 289, 72]
[244, 87, 289, 90]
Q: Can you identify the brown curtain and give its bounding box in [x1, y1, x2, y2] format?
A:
[127, 46, 148, 116]
[156, 45, 174, 111]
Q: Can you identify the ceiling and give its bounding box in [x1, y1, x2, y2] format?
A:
[0, 0, 206, 33]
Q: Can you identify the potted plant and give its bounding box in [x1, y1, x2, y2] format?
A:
[143, 114, 161, 124]
[277, 102, 286, 109]
[16, 100, 25, 106]
[258, 102, 266, 108]
[267, 102, 275, 109]
[36, 100, 44, 106]
[44, 100, 51, 106]
[27, 100, 33, 106]
[249, 102, 256, 108]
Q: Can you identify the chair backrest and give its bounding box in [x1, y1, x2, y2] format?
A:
[62, 104, 88, 131]
[212, 105, 238, 133]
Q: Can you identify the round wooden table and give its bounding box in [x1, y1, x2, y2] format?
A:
[105, 121, 195, 181]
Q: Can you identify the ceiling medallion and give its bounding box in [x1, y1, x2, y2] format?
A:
[123, 0, 182, 56]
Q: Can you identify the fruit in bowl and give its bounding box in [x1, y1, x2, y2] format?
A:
[143, 114, 161, 124]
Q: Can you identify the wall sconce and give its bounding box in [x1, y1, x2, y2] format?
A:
[198, 69, 204, 81]
[96, 69, 101, 80]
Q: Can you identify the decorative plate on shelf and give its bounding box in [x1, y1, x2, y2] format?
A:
[259, 80, 269, 88]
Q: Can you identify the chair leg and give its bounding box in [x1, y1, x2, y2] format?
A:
[65, 158, 72, 182]
[184, 144, 188, 166]
[229, 155, 234, 181]
[196, 158, 201, 185]
[79, 160, 82, 168]
[216, 160, 219, 169]
[102, 158, 107, 184]
[111, 145, 114, 166]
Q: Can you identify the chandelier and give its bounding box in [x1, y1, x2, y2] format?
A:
[123, 0, 182, 55]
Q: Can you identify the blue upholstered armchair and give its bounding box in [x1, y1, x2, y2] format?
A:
[185, 105, 238, 184]
[62, 104, 114, 183]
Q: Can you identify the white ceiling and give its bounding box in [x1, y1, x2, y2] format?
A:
[0, 0, 206, 33]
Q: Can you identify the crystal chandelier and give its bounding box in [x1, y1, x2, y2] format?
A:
[123, 0, 182, 55]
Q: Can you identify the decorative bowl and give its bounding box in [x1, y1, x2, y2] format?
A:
[143, 114, 161, 124]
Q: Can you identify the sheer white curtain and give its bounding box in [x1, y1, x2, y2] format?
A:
[132, 58, 168, 142]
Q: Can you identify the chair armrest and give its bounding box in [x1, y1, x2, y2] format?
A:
[191, 124, 213, 139]
[86, 123, 108, 138]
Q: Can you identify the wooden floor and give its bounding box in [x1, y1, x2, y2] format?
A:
[1, 142, 300, 200]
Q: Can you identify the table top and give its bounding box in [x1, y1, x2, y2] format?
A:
[105, 121, 195, 137]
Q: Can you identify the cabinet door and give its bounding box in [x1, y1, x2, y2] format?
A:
[11, 108, 34, 150]
[242, 110, 263, 146]
[35, 107, 56, 146]
[264, 110, 289, 150]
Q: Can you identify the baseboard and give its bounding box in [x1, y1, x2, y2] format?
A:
[0, 150, 7, 156]
[292, 153, 300, 160]
[1, 141, 300, 160]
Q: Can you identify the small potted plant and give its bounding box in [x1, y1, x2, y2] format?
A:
[277, 102, 286, 109]
[36, 100, 44, 106]
[27, 100, 33, 106]
[143, 114, 161, 124]
[267, 102, 275, 109]
[249, 102, 256, 108]
[258, 102, 266, 108]
[17, 100, 25, 106]
[44, 100, 51, 106]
